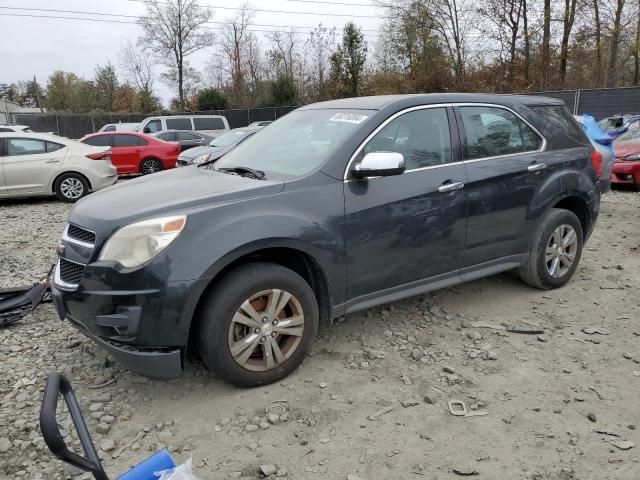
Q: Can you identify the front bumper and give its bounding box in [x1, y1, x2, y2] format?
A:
[51, 284, 183, 378]
[51, 259, 207, 378]
[611, 161, 640, 185]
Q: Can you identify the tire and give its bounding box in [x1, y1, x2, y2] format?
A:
[197, 262, 319, 388]
[140, 158, 163, 175]
[518, 208, 584, 289]
[54, 173, 89, 203]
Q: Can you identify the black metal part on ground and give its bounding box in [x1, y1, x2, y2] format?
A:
[0, 282, 50, 327]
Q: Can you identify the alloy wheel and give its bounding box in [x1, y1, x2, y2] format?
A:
[227, 289, 305, 372]
[545, 224, 578, 278]
[141, 159, 161, 174]
[60, 178, 84, 199]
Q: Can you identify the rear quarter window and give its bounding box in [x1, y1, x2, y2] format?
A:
[530, 105, 587, 144]
[83, 135, 112, 147]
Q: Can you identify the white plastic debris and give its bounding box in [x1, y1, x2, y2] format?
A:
[155, 458, 200, 480]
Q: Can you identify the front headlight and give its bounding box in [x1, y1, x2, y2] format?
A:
[623, 154, 640, 161]
[192, 153, 211, 165]
[98, 215, 187, 268]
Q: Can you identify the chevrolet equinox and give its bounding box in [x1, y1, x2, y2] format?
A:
[51, 94, 602, 387]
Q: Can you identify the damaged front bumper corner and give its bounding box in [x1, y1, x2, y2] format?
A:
[51, 286, 184, 379]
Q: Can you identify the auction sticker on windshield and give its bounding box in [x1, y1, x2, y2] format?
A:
[329, 113, 369, 124]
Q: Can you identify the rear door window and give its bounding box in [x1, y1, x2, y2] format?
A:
[166, 118, 193, 130]
[158, 132, 176, 141]
[458, 106, 543, 160]
[114, 134, 147, 147]
[6, 138, 47, 156]
[193, 117, 226, 130]
[83, 135, 112, 147]
[177, 131, 198, 140]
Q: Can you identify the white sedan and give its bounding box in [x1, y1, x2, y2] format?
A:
[0, 132, 117, 202]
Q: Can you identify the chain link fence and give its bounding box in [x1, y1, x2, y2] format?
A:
[12, 107, 297, 139]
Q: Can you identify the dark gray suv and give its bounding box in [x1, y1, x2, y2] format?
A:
[51, 94, 601, 387]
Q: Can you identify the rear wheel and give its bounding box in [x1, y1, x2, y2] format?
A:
[140, 158, 163, 175]
[518, 208, 583, 289]
[54, 173, 89, 203]
[197, 262, 319, 387]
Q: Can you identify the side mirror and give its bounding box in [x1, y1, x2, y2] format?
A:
[142, 127, 151, 134]
[351, 152, 405, 179]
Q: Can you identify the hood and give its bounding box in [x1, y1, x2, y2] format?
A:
[178, 145, 225, 161]
[70, 166, 284, 233]
[613, 141, 640, 159]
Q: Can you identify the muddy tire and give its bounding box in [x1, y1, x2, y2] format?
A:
[197, 262, 319, 388]
[519, 208, 583, 290]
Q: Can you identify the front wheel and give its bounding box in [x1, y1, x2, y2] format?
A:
[197, 263, 319, 387]
[518, 208, 584, 289]
[140, 158, 163, 175]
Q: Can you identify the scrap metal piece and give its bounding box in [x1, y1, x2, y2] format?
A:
[448, 399, 467, 416]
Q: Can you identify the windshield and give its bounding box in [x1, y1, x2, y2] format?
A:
[214, 109, 370, 176]
[615, 128, 640, 143]
[210, 130, 251, 147]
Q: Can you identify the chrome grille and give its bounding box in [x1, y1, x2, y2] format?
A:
[59, 258, 85, 285]
[66, 224, 96, 245]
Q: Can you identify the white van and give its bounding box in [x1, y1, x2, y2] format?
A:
[138, 115, 230, 138]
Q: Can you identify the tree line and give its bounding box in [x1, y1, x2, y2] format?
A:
[0, 0, 636, 114]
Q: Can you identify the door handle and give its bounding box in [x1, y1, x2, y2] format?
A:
[527, 162, 546, 172]
[438, 181, 465, 193]
[45, 160, 60, 163]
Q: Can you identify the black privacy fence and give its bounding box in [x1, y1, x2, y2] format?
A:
[13, 106, 297, 139]
[12, 87, 640, 138]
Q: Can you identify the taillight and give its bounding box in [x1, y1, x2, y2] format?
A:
[86, 152, 111, 160]
[590, 150, 603, 178]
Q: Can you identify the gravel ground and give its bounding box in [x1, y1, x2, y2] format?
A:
[1, 190, 640, 480]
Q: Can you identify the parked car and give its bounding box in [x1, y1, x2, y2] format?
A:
[175, 127, 261, 166]
[611, 128, 640, 189]
[151, 130, 213, 151]
[0, 125, 33, 133]
[52, 94, 601, 387]
[0, 132, 116, 202]
[575, 114, 614, 192]
[98, 122, 139, 133]
[79, 131, 180, 175]
[598, 114, 640, 139]
[137, 115, 229, 138]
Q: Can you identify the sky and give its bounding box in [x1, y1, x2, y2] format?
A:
[0, 0, 385, 105]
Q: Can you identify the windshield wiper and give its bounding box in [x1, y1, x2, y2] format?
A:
[216, 166, 266, 180]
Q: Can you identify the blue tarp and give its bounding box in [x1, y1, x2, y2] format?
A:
[579, 114, 613, 148]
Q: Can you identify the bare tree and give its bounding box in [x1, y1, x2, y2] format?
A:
[305, 24, 337, 101]
[542, 0, 551, 88]
[478, 0, 525, 88]
[606, 0, 626, 86]
[119, 40, 154, 92]
[218, 4, 254, 105]
[593, 0, 603, 86]
[559, 0, 578, 88]
[634, 0, 640, 84]
[267, 30, 300, 79]
[138, 0, 214, 110]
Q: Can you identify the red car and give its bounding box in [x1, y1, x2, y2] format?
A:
[612, 137, 640, 189]
[80, 132, 180, 175]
